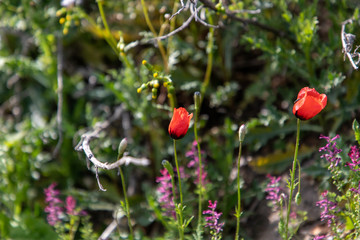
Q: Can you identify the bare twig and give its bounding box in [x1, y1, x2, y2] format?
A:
[74, 105, 150, 191]
[98, 208, 126, 240]
[155, 13, 195, 41]
[198, 0, 288, 39]
[169, 0, 186, 20]
[341, 18, 359, 70]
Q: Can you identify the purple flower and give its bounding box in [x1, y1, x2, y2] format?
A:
[65, 196, 77, 215]
[313, 235, 327, 240]
[186, 141, 208, 186]
[316, 191, 337, 227]
[345, 145, 360, 171]
[203, 200, 224, 236]
[350, 181, 360, 194]
[265, 174, 285, 208]
[44, 183, 64, 226]
[319, 135, 342, 167]
[156, 168, 175, 218]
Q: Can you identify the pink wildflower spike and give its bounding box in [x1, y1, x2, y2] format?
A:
[203, 200, 224, 235]
[156, 168, 175, 218]
[316, 191, 337, 227]
[44, 183, 64, 226]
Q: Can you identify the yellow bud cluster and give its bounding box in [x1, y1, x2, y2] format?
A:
[59, 18, 66, 24]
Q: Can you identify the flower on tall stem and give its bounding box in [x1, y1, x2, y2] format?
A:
[285, 87, 327, 239]
[292, 87, 327, 121]
[168, 107, 192, 240]
[235, 124, 246, 240]
[168, 107, 193, 140]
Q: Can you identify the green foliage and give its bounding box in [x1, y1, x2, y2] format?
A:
[1, 0, 360, 239]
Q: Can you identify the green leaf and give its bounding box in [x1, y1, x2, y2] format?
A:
[162, 160, 175, 177]
[352, 119, 360, 145]
[184, 216, 194, 228]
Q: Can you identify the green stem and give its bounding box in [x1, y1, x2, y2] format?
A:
[235, 140, 243, 240]
[118, 166, 134, 240]
[200, 12, 214, 104]
[140, 0, 168, 72]
[168, 164, 183, 239]
[173, 139, 184, 240]
[194, 106, 203, 235]
[97, 0, 117, 50]
[285, 118, 301, 240]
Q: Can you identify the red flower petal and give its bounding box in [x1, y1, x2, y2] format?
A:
[168, 107, 193, 139]
[292, 87, 327, 120]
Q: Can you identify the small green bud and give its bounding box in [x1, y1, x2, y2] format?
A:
[295, 192, 302, 205]
[153, 80, 160, 88]
[194, 91, 201, 111]
[168, 85, 175, 95]
[162, 160, 174, 177]
[238, 124, 246, 142]
[141, 60, 153, 71]
[117, 138, 128, 160]
[152, 88, 157, 99]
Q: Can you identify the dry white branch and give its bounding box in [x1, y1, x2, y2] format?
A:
[341, 18, 359, 70]
[75, 105, 150, 191]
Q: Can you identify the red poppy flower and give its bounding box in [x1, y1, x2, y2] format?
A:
[168, 107, 193, 140]
[292, 87, 327, 120]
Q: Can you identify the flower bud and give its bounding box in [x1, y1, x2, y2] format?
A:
[238, 124, 246, 142]
[117, 138, 128, 160]
[153, 80, 160, 88]
[152, 88, 157, 99]
[141, 60, 153, 71]
[59, 18, 66, 24]
[295, 192, 302, 205]
[162, 160, 174, 177]
[56, 8, 66, 17]
[168, 108, 193, 140]
[194, 91, 201, 112]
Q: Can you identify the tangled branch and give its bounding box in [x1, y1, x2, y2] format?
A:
[75, 105, 150, 191]
[341, 18, 359, 70]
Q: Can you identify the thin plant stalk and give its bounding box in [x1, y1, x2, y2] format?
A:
[94, 3, 137, 77]
[235, 138, 243, 240]
[140, 0, 168, 72]
[200, 11, 214, 104]
[173, 139, 185, 240]
[193, 95, 203, 236]
[118, 166, 134, 240]
[285, 118, 301, 239]
[96, 0, 118, 52]
[167, 163, 184, 240]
